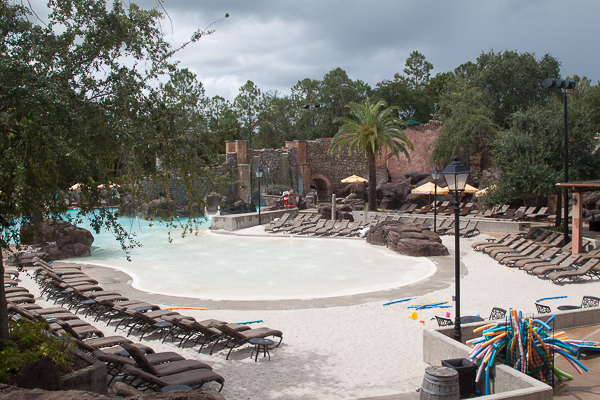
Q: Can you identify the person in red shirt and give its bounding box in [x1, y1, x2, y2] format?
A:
[281, 188, 290, 208]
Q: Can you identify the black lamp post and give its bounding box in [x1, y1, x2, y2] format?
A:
[542, 78, 576, 246]
[303, 104, 321, 127]
[430, 167, 442, 233]
[255, 167, 264, 225]
[442, 156, 471, 343]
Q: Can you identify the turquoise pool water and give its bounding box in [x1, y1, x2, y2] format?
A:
[71, 215, 435, 301]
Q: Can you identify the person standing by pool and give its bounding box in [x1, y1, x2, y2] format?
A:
[282, 188, 290, 209]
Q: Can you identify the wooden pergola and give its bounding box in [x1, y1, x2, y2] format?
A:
[556, 180, 600, 254]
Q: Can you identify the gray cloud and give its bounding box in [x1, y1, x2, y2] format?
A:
[31, 0, 600, 100]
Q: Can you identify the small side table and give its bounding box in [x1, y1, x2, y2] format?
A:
[249, 338, 275, 362]
[557, 305, 582, 311]
[161, 385, 192, 392]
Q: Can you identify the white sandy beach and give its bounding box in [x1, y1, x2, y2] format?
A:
[17, 228, 600, 400]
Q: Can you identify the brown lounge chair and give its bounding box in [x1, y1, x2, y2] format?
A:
[329, 220, 350, 235]
[121, 342, 213, 376]
[528, 254, 582, 276]
[495, 243, 541, 262]
[212, 323, 283, 360]
[547, 259, 600, 284]
[121, 364, 225, 392]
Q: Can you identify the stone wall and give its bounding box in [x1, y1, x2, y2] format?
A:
[379, 120, 443, 180]
[227, 121, 443, 204]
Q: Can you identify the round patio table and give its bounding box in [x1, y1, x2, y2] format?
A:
[250, 338, 274, 362]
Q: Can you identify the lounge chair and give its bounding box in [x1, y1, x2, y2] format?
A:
[121, 342, 213, 376]
[513, 206, 537, 221]
[474, 235, 522, 252]
[519, 252, 570, 271]
[471, 233, 512, 249]
[485, 238, 528, 257]
[495, 243, 541, 262]
[525, 207, 549, 221]
[121, 364, 225, 392]
[459, 203, 474, 216]
[212, 323, 283, 360]
[165, 319, 227, 351]
[547, 258, 600, 283]
[459, 220, 479, 237]
[441, 220, 468, 236]
[396, 204, 410, 213]
[536, 233, 565, 248]
[339, 221, 361, 236]
[415, 205, 431, 214]
[73, 336, 154, 356]
[435, 316, 453, 327]
[279, 219, 304, 233]
[509, 247, 561, 268]
[404, 204, 418, 214]
[303, 219, 326, 234]
[264, 213, 290, 232]
[528, 254, 583, 276]
[489, 307, 507, 320]
[492, 205, 511, 218]
[556, 295, 600, 311]
[329, 220, 350, 235]
[314, 220, 336, 235]
[434, 201, 450, 214]
[535, 303, 552, 314]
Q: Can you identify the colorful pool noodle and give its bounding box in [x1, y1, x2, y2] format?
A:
[536, 296, 568, 302]
[383, 297, 416, 306]
[467, 308, 588, 396]
[236, 320, 263, 325]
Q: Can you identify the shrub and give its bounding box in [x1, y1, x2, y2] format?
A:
[0, 320, 74, 384]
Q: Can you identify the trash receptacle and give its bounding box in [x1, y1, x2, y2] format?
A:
[441, 358, 477, 398]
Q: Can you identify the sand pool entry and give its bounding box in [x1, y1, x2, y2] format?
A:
[72, 216, 436, 301]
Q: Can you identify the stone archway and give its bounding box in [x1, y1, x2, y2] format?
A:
[311, 174, 331, 203]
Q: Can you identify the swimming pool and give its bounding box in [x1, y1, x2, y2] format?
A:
[72, 215, 436, 301]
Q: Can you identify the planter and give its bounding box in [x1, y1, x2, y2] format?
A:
[61, 350, 107, 395]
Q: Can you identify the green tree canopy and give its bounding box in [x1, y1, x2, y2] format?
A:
[0, 0, 230, 340]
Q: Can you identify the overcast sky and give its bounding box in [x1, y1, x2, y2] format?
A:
[35, 1, 600, 101]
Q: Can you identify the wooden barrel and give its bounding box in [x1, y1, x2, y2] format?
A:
[419, 366, 460, 400]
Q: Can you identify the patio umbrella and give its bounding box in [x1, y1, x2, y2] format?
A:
[411, 182, 448, 195]
[341, 175, 368, 194]
[341, 175, 368, 184]
[462, 184, 479, 194]
[411, 182, 448, 205]
[475, 185, 496, 197]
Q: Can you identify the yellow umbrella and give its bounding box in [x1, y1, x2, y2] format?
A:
[411, 182, 448, 195]
[341, 175, 368, 194]
[462, 184, 479, 194]
[475, 185, 496, 197]
[341, 175, 368, 183]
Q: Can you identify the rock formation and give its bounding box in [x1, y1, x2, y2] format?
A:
[18, 219, 94, 264]
[366, 221, 449, 257]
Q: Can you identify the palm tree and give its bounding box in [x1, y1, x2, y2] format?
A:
[328, 100, 413, 211]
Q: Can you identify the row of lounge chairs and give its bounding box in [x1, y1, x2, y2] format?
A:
[6, 257, 285, 395]
[473, 230, 600, 284]
[266, 212, 482, 238]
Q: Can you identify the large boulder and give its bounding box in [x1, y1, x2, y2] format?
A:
[366, 221, 449, 257]
[377, 178, 413, 209]
[19, 219, 94, 263]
